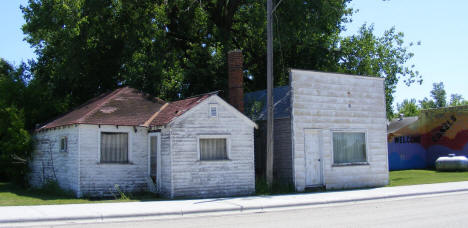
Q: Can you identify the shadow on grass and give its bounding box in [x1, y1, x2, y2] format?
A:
[0, 182, 162, 206]
[0, 182, 76, 201]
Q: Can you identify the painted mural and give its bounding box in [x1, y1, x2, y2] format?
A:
[388, 106, 468, 170]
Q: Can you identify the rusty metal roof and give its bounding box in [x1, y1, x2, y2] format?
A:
[150, 92, 214, 126]
[38, 87, 167, 130]
[37, 87, 219, 131]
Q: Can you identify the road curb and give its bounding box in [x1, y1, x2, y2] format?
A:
[244, 187, 468, 211]
[2, 187, 468, 225]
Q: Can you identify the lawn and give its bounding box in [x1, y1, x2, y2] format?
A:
[388, 169, 468, 187]
[0, 182, 160, 206]
[2, 170, 468, 206]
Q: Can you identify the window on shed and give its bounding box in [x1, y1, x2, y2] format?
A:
[209, 104, 217, 118]
[333, 132, 367, 164]
[100, 132, 128, 163]
[199, 138, 227, 160]
[60, 137, 67, 153]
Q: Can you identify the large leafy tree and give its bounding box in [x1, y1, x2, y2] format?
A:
[337, 25, 421, 117]
[430, 82, 446, 108]
[22, 0, 170, 105]
[0, 59, 32, 185]
[419, 82, 447, 110]
[21, 0, 420, 125]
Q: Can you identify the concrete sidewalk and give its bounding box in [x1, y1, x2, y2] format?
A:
[2, 181, 468, 226]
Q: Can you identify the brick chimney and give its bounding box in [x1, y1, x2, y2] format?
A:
[228, 50, 244, 113]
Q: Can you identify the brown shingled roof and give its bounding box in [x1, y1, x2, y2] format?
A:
[38, 87, 166, 130]
[38, 87, 218, 131]
[150, 92, 215, 126]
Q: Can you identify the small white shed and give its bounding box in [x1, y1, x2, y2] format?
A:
[245, 69, 389, 191]
[30, 87, 257, 198]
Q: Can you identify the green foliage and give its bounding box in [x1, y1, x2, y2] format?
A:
[112, 184, 130, 201]
[0, 59, 33, 186]
[21, 0, 171, 105]
[416, 82, 467, 109]
[449, 94, 468, 106]
[430, 82, 446, 108]
[338, 25, 421, 118]
[255, 176, 295, 195]
[20, 0, 420, 121]
[396, 98, 420, 117]
[245, 99, 264, 121]
[419, 97, 436, 110]
[0, 107, 32, 185]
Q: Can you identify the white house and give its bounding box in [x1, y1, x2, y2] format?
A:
[245, 69, 389, 191]
[30, 86, 257, 198]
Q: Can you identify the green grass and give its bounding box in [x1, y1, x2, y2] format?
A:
[255, 177, 295, 195]
[388, 169, 468, 187]
[0, 182, 160, 206]
[2, 170, 468, 206]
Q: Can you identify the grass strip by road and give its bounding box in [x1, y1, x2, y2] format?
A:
[388, 169, 468, 187]
[0, 182, 160, 206]
[2, 170, 468, 206]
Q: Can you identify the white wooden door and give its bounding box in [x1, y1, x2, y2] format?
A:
[305, 129, 323, 186]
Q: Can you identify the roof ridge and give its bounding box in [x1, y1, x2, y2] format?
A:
[37, 87, 125, 130]
[184, 91, 220, 100]
[76, 87, 127, 124]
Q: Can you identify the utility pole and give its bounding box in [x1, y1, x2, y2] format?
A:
[266, 0, 274, 186]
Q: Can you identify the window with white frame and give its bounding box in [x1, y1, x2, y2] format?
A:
[209, 104, 217, 118]
[60, 137, 67, 153]
[100, 132, 129, 163]
[332, 132, 367, 164]
[199, 137, 228, 160]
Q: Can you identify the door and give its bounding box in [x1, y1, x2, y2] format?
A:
[304, 129, 323, 186]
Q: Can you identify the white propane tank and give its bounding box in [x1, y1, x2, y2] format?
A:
[435, 154, 468, 171]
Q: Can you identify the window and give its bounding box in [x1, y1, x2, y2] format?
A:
[60, 137, 67, 153]
[209, 104, 217, 118]
[100, 132, 129, 163]
[333, 132, 367, 164]
[199, 138, 228, 160]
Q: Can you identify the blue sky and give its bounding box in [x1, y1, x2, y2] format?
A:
[0, 1, 34, 65]
[1, 0, 467, 108]
[344, 0, 468, 107]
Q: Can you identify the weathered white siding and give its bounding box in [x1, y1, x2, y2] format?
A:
[30, 126, 80, 195]
[78, 124, 149, 197]
[168, 96, 255, 198]
[30, 95, 255, 199]
[290, 70, 389, 191]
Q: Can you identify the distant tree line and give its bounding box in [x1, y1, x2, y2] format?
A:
[396, 82, 468, 118]
[1, 0, 421, 184]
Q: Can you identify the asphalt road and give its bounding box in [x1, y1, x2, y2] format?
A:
[42, 192, 468, 228]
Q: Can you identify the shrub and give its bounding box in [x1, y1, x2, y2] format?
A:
[255, 176, 295, 195]
[0, 107, 33, 186]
